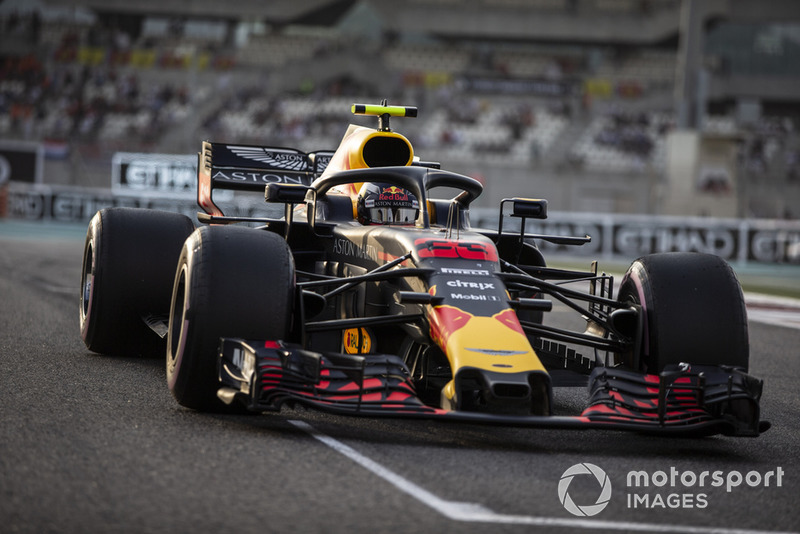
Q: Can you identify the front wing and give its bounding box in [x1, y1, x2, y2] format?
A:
[217, 339, 769, 437]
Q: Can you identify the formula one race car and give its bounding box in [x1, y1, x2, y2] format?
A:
[79, 102, 768, 437]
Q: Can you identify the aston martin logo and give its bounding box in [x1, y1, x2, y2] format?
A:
[226, 146, 309, 171]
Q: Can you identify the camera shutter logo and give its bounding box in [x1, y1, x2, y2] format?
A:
[558, 463, 612, 516]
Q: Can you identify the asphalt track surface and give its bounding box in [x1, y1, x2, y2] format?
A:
[1, 220, 799, 534]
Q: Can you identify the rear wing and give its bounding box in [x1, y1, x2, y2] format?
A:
[197, 141, 333, 216]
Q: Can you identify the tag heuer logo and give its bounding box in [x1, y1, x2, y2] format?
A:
[227, 146, 308, 171]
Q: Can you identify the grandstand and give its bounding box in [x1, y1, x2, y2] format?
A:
[1, 0, 799, 218]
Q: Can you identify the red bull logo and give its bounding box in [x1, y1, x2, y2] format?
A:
[379, 186, 409, 202]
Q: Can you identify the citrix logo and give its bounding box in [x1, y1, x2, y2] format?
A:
[558, 463, 612, 517]
[446, 280, 494, 290]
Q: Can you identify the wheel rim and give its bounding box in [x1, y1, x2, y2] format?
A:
[167, 265, 188, 389]
[80, 240, 94, 324]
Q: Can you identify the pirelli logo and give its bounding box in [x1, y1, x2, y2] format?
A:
[441, 267, 491, 276]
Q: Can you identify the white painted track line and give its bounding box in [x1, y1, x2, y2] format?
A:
[289, 420, 797, 534]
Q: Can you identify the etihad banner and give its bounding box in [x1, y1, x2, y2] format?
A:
[112, 151, 235, 202]
[5, 184, 800, 264]
[472, 210, 800, 264]
[112, 152, 198, 197]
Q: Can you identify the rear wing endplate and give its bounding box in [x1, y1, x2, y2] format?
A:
[197, 141, 333, 216]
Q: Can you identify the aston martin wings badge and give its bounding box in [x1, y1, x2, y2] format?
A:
[226, 146, 310, 172]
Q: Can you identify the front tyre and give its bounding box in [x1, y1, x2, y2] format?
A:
[616, 252, 749, 374]
[167, 226, 295, 411]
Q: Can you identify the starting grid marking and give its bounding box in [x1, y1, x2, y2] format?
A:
[288, 420, 796, 534]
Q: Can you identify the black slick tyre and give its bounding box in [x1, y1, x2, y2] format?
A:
[80, 208, 195, 357]
[616, 252, 749, 374]
[167, 226, 295, 412]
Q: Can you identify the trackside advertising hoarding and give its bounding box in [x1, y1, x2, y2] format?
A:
[5, 182, 800, 265]
[112, 152, 202, 198]
[5, 183, 278, 223]
[472, 210, 800, 264]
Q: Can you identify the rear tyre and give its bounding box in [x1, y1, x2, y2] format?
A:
[616, 252, 748, 374]
[167, 226, 295, 412]
[80, 208, 195, 357]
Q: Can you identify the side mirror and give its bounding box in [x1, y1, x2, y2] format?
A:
[510, 198, 547, 220]
[496, 197, 549, 248]
[265, 183, 312, 241]
[265, 183, 311, 204]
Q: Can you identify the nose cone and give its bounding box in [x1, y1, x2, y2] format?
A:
[431, 310, 546, 374]
[429, 305, 551, 414]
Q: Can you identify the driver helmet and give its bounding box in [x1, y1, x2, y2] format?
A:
[357, 183, 419, 225]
